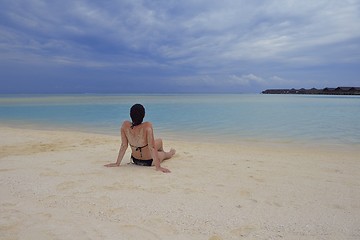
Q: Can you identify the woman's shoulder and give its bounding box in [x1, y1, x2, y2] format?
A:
[122, 120, 132, 128]
[142, 121, 153, 128]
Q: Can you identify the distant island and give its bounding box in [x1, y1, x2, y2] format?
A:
[262, 87, 360, 95]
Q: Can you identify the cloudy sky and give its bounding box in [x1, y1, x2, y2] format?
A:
[1, 0, 359, 93]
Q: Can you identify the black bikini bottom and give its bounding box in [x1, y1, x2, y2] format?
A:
[131, 155, 153, 166]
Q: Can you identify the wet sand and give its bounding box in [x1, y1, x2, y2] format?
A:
[1, 126, 359, 239]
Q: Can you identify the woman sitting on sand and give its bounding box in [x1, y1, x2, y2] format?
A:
[104, 104, 175, 173]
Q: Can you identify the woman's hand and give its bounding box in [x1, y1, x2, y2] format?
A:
[156, 166, 171, 173]
[104, 163, 120, 167]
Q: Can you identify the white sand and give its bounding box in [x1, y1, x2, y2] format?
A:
[1, 126, 359, 240]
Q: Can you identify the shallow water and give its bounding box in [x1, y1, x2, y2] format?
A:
[1, 94, 359, 147]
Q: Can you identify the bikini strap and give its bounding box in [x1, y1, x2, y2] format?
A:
[130, 144, 148, 157]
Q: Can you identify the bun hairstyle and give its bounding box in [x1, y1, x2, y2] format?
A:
[130, 104, 145, 128]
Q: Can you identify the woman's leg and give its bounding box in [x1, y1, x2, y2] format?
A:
[155, 138, 164, 151]
[155, 138, 176, 162]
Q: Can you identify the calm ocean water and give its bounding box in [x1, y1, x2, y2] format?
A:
[0, 94, 359, 147]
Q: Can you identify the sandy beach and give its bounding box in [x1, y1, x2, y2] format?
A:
[0, 126, 359, 240]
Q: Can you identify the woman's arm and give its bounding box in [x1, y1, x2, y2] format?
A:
[104, 123, 128, 167]
[147, 124, 170, 173]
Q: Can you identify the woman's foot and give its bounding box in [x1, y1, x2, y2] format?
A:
[165, 148, 176, 159]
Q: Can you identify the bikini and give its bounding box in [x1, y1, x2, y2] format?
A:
[131, 155, 153, 166]
[129, 143, 153, 166]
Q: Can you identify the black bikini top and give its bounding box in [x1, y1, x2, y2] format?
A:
[129, 143, 148, 157]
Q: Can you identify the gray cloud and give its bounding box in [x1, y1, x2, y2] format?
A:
[0, 0, 359, 93]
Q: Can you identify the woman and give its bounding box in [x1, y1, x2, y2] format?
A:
[104, 104, 175, 173]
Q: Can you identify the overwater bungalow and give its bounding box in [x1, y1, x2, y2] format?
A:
[262, 87, 360, 95]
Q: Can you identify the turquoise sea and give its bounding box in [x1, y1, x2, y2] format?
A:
[0, 94, 359, 148]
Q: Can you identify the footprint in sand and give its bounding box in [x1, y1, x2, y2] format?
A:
[239, 190, 251, 197]
[249, 199, 258, 203]
[248, 175, 265, 183]
[0, 168, 14, 172]
[266, 201, 282, 207]
[183, 151, 193, 158]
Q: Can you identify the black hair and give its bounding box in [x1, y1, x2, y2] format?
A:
[130, 104, 145, 128]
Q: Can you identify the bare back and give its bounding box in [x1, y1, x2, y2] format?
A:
[122, 120, 153, 160]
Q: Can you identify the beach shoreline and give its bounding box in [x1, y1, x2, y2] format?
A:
[1, 126, 359, 239]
